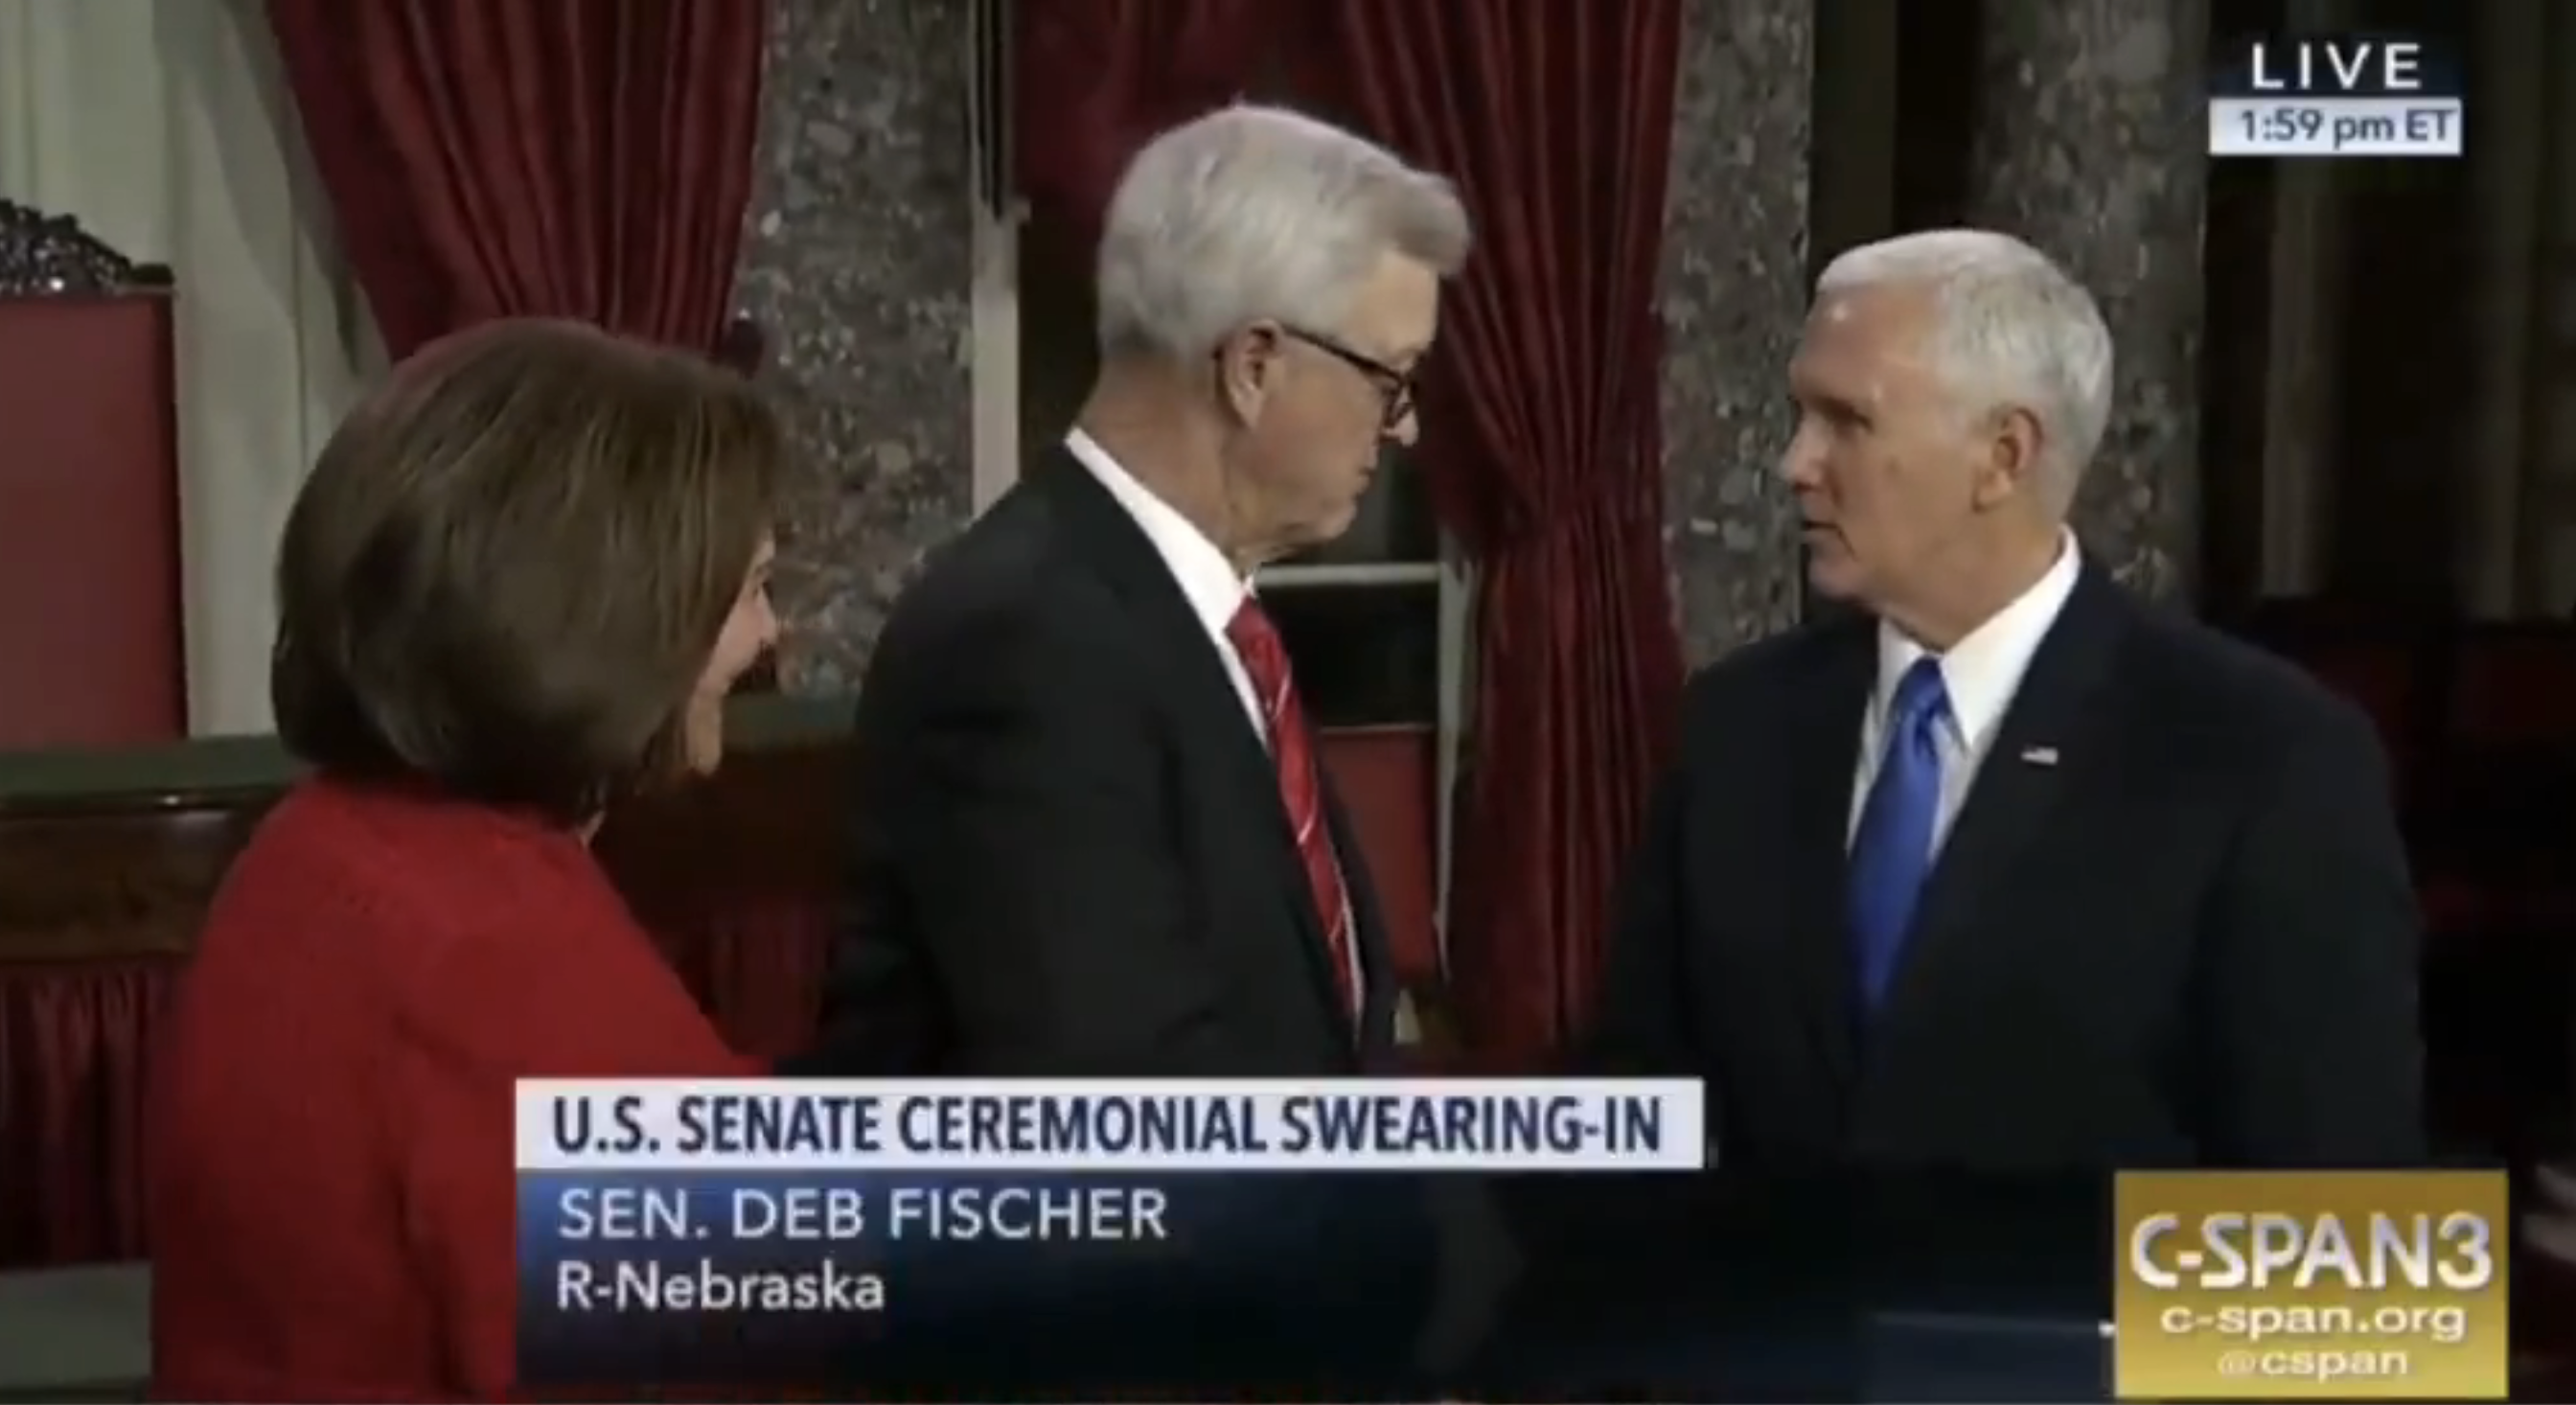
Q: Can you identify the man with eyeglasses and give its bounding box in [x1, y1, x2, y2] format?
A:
[787, 102, 1492, 1398]
[805, 103, 1468, 1079]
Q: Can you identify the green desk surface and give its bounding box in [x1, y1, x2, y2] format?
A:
[0, 693, 852, 806]
[0, 1262, 148, 1399]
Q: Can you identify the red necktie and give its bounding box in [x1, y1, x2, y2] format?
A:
[1226, 598, 1359, 1019]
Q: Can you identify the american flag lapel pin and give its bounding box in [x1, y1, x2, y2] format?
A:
[2019, 746, 2060, 767]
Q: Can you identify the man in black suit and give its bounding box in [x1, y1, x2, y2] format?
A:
[798, 104, 1471, 1077]
[1590, 229, 2426, 1168]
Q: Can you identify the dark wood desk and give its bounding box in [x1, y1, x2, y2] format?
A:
[0, 695, 1450, 1268]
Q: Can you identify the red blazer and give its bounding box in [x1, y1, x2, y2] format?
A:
[149, 777, 750, 1402]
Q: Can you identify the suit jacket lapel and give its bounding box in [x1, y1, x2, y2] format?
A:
[1876, 563, 2128, 1024]
[1031, 450, 1276, 795]
[1783, 619, 1877, 1094]
[1031, 453, 1358, 1039]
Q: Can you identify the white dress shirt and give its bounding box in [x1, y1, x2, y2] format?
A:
[1849, 533, 2083, 853]
[1065, 430, 1367, 1004]
[1066, 428, 1261, 728]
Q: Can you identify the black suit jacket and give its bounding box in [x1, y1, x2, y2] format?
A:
[796, 444, 1402, 1075]
[1588, 562, 2427, 1168]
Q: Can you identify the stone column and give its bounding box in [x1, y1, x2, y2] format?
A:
[736, 0, 976, 693]
[1661, 0, 1816, 664]
[1966, 0, 2208, 600]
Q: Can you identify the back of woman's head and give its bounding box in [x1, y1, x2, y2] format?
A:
[272, 318, 785, 823]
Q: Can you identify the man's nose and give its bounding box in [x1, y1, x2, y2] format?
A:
[1387, 407, 1419, 449]
[1778, 438, 1823, 489]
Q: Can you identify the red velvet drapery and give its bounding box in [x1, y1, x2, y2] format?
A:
[1321, 0, 1689, 1066]
[1014, 0, 1300, 251]
[0, 962, 175, 1266]
[265, 0, 768, 360]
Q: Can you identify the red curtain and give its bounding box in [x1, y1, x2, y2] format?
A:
[1321, 1, 1688, 1066]
[265, 0, 768, 360]
[1014, 0, 1299, 251]
[0, 962, 176, 1266]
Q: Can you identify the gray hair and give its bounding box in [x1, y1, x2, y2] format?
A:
[1816, 229, 2113, 512]
[1094, 104, 1471, 362]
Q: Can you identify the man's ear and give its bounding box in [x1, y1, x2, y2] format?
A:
[1972, 404, 2045, 509]
[1216, 323, 1282, 426]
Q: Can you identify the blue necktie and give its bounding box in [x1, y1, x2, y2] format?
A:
[1849, 656, 1949, 1011]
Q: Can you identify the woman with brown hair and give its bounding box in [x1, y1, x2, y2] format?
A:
[147, 318, 784, 1401]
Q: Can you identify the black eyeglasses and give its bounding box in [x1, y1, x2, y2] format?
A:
[1279, 326, 1416, 431]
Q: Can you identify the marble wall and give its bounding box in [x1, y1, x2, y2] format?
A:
[740, 0, 2208, 686]
[736, 0, 975, 694]
[1659, 0, 1816, 666]
[1968, 0, 2208, 600]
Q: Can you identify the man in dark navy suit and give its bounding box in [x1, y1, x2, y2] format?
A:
[802, 104, 1471, 1080]
[1590, 229, 2426, 1170]
[788, 104, 1494, 1396]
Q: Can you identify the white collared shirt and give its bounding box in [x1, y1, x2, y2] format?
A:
[1065, 430, 1367, 1006]
[1065, 428, 1262, 730]
[1849, 532, 2083, 852]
